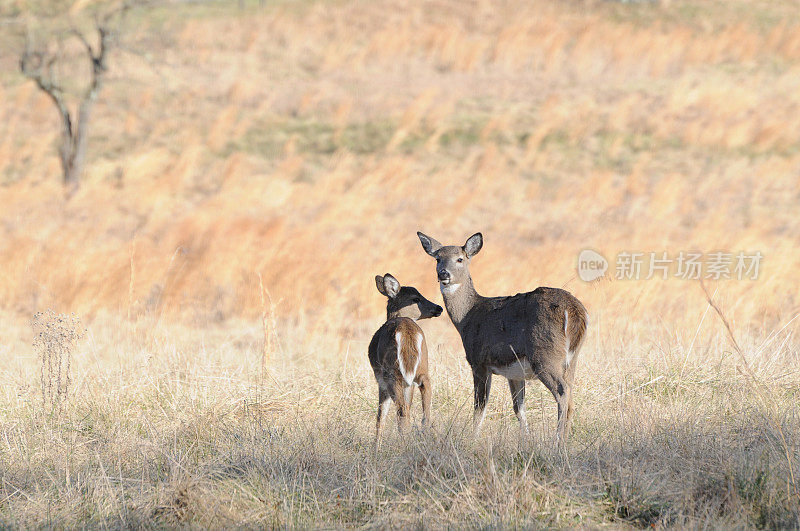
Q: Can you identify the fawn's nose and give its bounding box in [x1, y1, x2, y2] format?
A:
[433, 305, 443, 317]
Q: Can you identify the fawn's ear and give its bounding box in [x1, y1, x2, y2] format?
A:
[382, 273, 401, 299]
[417, 232, 443, 256]
[463, 232, 483, 258]
[375, 275, 389, 296]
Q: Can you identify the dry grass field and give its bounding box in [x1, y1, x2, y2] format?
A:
[1, 0, 800, 527]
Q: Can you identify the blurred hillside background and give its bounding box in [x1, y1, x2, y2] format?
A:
[1, 0, 800, 526]
[1, 0, 798, 335]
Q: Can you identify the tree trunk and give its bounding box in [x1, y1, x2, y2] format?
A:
[63, 158, 81, 192]
[21, 15, 112, 196]
[64, 96, 97, 192]
[56, 107, 85, 194]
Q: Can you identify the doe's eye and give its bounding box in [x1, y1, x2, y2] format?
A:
[456, 257, 464, 263]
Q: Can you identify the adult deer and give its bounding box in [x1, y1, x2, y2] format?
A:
[369, 274, 443, 446]
[416, 232, 587, 444]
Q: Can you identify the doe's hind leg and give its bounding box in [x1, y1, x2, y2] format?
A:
[538, 370, 571, 446]
[564, 357, 578, 435]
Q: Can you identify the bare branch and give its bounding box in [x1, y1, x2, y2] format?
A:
[19, 36, 73, 139]
[17, 0, 145, 192]
[72, 27, 96, 59]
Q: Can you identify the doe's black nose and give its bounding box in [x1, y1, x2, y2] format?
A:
[437, 270, 450, 281]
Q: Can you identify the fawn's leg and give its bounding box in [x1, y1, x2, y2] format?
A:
[418, 375, 432, 429]
[375, 387, 391, 449]
[395, 380, 410, 434]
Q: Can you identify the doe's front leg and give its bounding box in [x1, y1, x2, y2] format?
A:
[472, 369, 492, 437]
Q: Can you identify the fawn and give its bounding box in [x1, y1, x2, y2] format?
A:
[369, 273, 442, 445]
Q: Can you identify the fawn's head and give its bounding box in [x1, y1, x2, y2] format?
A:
[417, 232, 483, 294]
[375, 273, 443, 320]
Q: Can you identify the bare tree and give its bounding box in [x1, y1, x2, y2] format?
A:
[18, 4, 131, 194]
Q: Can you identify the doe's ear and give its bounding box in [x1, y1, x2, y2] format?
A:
[463, 232, 483, 258]
[417, 231, 443, 256]
[382, 273, 401, 299]
[375, 275, 388, 296]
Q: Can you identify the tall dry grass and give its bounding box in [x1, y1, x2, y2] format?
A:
[1, 0, 799, 526]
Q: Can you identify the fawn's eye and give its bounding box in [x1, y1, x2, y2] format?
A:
[412, 297, 420, 303]
[457, 257, 464, 263]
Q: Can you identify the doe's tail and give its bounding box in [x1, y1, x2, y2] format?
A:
[564, 297, 588, 370]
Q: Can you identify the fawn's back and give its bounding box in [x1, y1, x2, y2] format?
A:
[369, 316, 428, 388]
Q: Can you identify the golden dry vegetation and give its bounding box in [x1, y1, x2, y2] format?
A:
[1, 0, 800, 527]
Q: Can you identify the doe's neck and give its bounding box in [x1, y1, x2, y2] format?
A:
[441, 278, 480, 327]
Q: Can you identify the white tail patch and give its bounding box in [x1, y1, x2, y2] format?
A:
[413, 333, 422, 384]
[396, 331, 419, 386]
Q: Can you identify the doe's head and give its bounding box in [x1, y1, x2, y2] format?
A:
[375, 273, 443, 320]
[417, 232, 483, 291]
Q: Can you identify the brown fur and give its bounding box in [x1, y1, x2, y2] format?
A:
[368, 274, 441, 446]
[418, 232, 588, 443]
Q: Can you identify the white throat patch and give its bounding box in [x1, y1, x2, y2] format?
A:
[440, 282, 461, 295]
